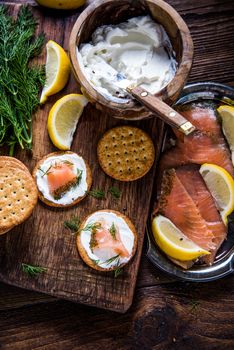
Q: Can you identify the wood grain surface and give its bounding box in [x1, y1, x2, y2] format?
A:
[0, 0, 234, 349]
[0, 2, 165, 312]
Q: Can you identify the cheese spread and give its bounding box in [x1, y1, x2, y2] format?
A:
[36, 153, 88, 205]
[77, 16, 177, 103]
[80, 211, 135, 269]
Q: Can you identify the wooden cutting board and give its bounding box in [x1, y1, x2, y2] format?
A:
[0, 3, 164, 313]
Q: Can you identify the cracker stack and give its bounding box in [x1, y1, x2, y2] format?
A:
[0, 156, 38, 235]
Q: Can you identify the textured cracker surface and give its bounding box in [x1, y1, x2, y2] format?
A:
[97, 126, 155, 181]
[0, 165, 38, 231]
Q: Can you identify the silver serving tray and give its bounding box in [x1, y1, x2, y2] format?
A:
[147, 82, 234, 282]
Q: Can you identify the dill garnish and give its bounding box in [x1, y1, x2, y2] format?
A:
[0, 5, 45, 155]
[82, 222, 102, 232]
[64, 216, 80, 233]
[81, 222, 102, 251]
[105, 254, 120, 266]
[62, 160, 73, 166]
[88, 189, 106, 199]
[74, 169, 83, 187]
[108, 186, 121, 199]
[39, 165, 52, 177]
[92, 254, 123, 277]
[109, 222, 117, 239]
[91, 259, 100, 265]
[22, 263, 47, 278]
[114, 267, 122, 278]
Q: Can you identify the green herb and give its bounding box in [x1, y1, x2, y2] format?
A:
[64, 216, 80, 233]
[22, 263, 47, 277]
[88, 189, 105, 199]
[91, 254, 123, 277]
[114, 267, 122, 278]
[62, 160, 73, 166]
[109, 222, 117, 239]
[105, 254, 120, 266]
[0, 5, 45, 155]
[189, 299, 200, 313]
[91, 259, 100, 265]
[39, 165, 52, 177]
[82, 222, 102, 233]
[81, 222, 102, 252]
[74, 169, 83, 187]
[108, 186, 121, 199]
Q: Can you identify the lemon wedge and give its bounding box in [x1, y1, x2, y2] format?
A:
[199, 163, 234, 225]
[40, 40, 70, 104]
[35, 0, 85, 10]
[47, 94, 88, 150]
[152, 215, 209, 261]
[217, 105, 234, 165]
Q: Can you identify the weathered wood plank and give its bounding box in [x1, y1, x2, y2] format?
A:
[0, 277, 233, 349]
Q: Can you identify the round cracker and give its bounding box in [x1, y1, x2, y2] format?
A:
[0, 156, 30, 173]
[77, 209, 138, 272]
[32, 151, 92, 208]
[0, 165, 38, 231]
[97, 126, 155, 181]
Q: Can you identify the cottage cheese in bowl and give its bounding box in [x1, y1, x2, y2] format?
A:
[77, 16, 177, 103]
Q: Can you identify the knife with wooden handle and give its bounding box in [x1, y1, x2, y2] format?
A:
[126, 85, 195, 135]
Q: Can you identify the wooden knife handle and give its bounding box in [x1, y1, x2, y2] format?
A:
[128, 86, 195, 135]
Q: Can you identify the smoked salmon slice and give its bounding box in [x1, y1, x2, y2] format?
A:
[157, 169, 216, 252]
[159, 106, 234, 177]
[92, 220, 130, 261]
[175, 165, 227, 264]
[47, 162, 77, 195]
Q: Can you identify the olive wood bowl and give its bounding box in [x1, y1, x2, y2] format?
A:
[69, 0, 194, 120]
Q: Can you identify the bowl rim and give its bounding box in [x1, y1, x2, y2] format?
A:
[69, 0, 194, 111]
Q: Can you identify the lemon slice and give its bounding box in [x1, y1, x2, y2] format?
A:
[217, 105, 234, 165]
[152, 215, 209, 261]
[47, 94, 88, 150]
[199, 163, 234, 225]
[35, 0, 85, 10]
[40, 40, 71, 104]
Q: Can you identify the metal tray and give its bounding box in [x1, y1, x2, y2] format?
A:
[147, 82, 234, 282]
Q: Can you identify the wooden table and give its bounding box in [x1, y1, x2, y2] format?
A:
[0, 0, 234, 349]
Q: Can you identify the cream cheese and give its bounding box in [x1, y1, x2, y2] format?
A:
[36, 153, 88, 205]
[80, 211, 135, 269]
[77, 16, 177, 103]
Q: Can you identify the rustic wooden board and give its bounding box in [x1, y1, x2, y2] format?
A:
[0, 3, 164, 312]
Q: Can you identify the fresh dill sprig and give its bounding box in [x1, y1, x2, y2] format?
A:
[189, 299, 200, 313]
[109, 222, 117, 239]
[0, 5, 45, 155]
[22, 263, 47, 278]
[39, 165, 52, 177]
[64, 216, 80, 233]
[88, 189, 106, 199]
[62, 160, 73, 166]
[91, 254, 123, 277]
[105, 254, 120, 266]
[81, 222, 102, 232]
[108, 186, 121, 199]
[114, 267, 122, 278]
[91, 259, 100, 265]
[74, 169, 83, 187]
